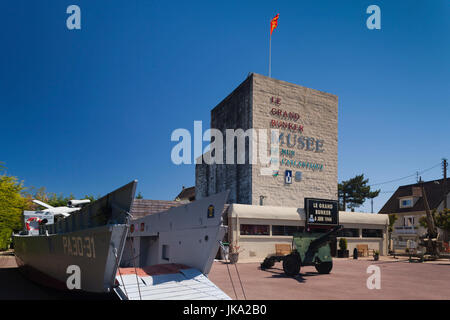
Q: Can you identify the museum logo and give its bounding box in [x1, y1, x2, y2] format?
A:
[170, 122, 326, 177]
[170, 121, 281, 175]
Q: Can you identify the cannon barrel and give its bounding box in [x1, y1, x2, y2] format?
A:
[307, 225, 343, 252]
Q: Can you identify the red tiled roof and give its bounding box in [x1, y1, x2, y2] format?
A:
[130, 199, 183, 220]
[130, 198, 230, 221]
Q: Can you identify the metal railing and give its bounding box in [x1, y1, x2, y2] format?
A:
[394, 226, 416, 234]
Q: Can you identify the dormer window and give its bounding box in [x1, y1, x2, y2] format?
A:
[399, 197, 413, 208]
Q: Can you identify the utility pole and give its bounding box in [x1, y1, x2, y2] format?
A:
[371, 197, 374, 213]
[443, 158, 448, 209]
[420, 181, 438, 257]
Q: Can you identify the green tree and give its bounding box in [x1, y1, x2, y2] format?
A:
[388, 214, 398, 252]
[0, 168, 29, 250]
[82, 194, 98, 203]
[29, 186, 97, 208]
[388, 214, 398, 233]
[30, 186, 74, 207]
[419, 208, 450, 233]
[136, 192, 143, 199]
[435, 208, 450, 232]
[338, 174, 380, 211]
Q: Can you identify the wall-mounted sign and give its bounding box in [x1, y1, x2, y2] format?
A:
[270, 108, 299, 121]
[304, 198, 338, 228]
[281, 159, 324, 171]
[269, 107, 304, 133]
[270, 97, 281, 105]
[295, 171, 302, 182]
[285, 170, 292, 184]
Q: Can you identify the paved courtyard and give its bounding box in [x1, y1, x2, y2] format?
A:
[2, 253, 449, 300]
[208, 257, 450, 300]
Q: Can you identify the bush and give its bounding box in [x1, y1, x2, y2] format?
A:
[0, 171, 29, 250]
[0, 228, 13, 251]
[339, 238, 348, 251]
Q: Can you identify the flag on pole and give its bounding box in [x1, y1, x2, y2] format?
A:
[269, 13, 279, 78]
[270, 13, 279, 35]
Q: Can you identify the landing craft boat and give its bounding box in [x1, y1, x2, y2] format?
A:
[13, 181, 230, 300]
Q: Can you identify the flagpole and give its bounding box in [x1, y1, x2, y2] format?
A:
[269, 33, 272, 78]
[269, 13, 278, 78]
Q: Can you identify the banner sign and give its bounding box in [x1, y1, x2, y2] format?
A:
[304, 198, 339, 227]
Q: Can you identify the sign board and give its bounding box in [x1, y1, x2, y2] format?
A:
[285, 170, 292, 184]
[304, 198, 339, 228]
[23, 211, 54, 235]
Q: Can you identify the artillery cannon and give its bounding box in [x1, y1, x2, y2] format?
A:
[261, 225, 343, 276]
[415, 184, 445, 260]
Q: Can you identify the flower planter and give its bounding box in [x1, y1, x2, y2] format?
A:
[229, 252, 239, 264]
[373, 254, 379, 261]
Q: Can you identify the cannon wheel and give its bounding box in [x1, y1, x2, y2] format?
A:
[315, 261, 333, 274]
[260, 258, 275, 270]
[282, 254, 301, 277]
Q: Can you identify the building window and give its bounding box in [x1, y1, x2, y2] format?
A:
[403, 216, 415, 226]
[362, 229, 383, 238]
[272, 225, 304, 236]
[240, 224, 270, 236]
[337, 228, 360, 238]
[399, 198, 413, 208]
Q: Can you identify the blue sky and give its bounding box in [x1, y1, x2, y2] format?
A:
[0, 1, 448, 212]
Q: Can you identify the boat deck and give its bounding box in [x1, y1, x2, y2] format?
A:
[114, 263, 231, 300]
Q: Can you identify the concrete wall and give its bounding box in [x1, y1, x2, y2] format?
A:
[251, 73, 338, 207]
[195, 73, 338, 208]
[228, 217, 387, 262]
[195, 75, 253, 204]
[228, 216, 302, 262]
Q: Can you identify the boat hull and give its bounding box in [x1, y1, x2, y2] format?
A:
[14, 224, 128, 293]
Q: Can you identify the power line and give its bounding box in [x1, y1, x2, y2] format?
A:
[369, 162, 441, 187]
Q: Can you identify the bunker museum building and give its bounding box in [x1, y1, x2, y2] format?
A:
[194, 73, 388, 261]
